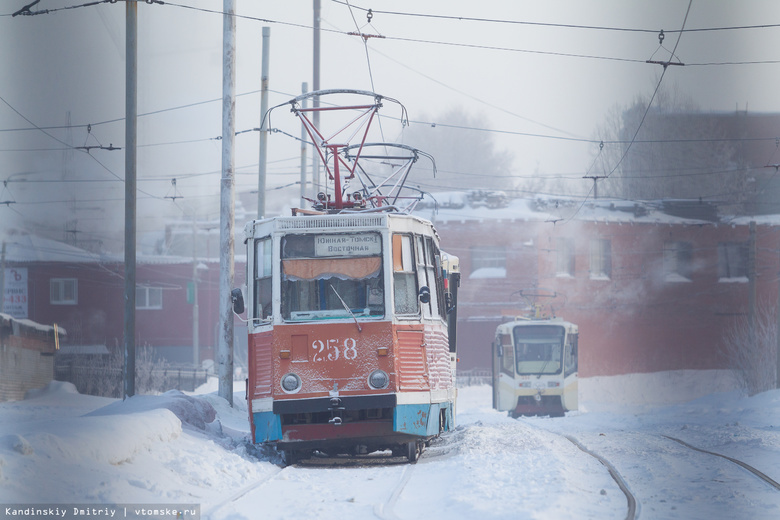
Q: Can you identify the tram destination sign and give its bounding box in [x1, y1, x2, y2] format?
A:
[314, 233, 381, 257]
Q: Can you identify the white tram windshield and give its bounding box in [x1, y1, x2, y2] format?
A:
[512, 325, 564, 375]
[280, 232, 384, 321]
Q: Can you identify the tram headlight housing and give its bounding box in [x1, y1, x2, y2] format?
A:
[281, 373, 302, 393]
[368, 369, 389, 390]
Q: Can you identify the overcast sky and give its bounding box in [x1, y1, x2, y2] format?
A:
[1, 1, 779, 249]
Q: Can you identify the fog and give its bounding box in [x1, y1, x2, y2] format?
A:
[1, 1, 779, 251]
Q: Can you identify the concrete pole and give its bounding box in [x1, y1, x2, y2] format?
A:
[312, 0, 321, 197]
[123, 0, 137, 400]
[218, 0, 236, 407]
[257, 26, 270, 219]
[300, 82, 308, 204]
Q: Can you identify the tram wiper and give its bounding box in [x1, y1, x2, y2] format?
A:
[330, 284, 363, 332]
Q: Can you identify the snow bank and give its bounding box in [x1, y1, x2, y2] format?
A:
[580, 369, 740, 410]
[86, 390, 217, 431]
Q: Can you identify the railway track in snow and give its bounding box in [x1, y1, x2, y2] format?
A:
[564, 435, 638, 520]
[560, 432, 780, 520]
[663, 435, 780, 492]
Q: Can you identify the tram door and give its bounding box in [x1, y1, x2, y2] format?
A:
[561, 331, 579, 411]
[492, 332, 515, 411]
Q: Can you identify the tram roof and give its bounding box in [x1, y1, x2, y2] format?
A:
[243, 211, 440, 241]
[496, 317, 578, 334]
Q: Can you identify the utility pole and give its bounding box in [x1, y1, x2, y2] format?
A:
[584, 174, 607, 200]
[218, 0, 237, 407]
[777, 230, 780, 389]
[312, 0, 321, 197]
[748, 221, 756, 332]
[300, 82, 308, 203]
[257, 26, 270, 219]
[0, 241, 6, 314]
[123, 0, 138, 400]
[192, 222, 199, 368]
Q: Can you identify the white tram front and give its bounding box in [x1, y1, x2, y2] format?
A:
[492, 318, 578, 417]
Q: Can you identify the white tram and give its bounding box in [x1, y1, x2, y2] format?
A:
[492, 318, 578, 417]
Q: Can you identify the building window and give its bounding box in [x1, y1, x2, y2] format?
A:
[136, 286, 163, 309]
[664, 241, 693, 282]
[718, 242, 748, 280]
[556, 238, 575, 277]
[589, 239, 611, 280]
[470, 246, 506, 279]
[50, 278, 77, 305]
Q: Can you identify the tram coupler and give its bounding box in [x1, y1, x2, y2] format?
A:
[329, 396, 345, 426]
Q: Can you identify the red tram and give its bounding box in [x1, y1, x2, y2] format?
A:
[238, 90, 460, 463]
[242, 213, 459, 463]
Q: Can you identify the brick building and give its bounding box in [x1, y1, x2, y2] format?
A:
[0, 313, 62, 401]
[424, 196, 779, 378]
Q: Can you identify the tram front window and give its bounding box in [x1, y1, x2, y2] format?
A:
[281, 233, 384, 321]
[513, 325, 564, 375]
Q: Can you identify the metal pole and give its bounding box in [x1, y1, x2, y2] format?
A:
[777, 230, 780, 389]
[257, 26, 270, 219]
[123, 0, 137, 399]
[0, 242, 6, 314]
[192, 222, 199, 368]
[312, 0, 321, 198]
[218, 0, 236, 407]
[749, 221, 756, 332]
[300, 82, 308, 204]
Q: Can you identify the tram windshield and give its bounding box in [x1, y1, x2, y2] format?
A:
[280, 232, 384, 321]
[512, 325, 564, 375]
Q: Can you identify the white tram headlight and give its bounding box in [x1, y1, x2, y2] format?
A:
[281, 373, 302, 393]
[368, 369, 389, 390]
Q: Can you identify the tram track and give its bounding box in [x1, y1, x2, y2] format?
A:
[564, 435, 638, 520]
[663, 435, 780, 492]
[202, 465, 287, 520]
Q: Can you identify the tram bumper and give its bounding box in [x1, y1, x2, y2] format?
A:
[254, 393, 450, 450]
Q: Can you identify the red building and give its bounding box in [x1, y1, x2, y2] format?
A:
[426, 196, 779, 378]
[2, 231, 245, 367]
[4, 197, 776, 381]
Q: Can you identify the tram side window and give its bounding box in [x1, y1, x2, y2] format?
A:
[564, 333, 578, 377]
[255, 237, 273, 320]
[393, 234, 419, 315]
[499, 334, 514, 376]
[416, 236, 440, 318]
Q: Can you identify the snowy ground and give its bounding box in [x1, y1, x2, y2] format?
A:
[1, 372, 778, 519]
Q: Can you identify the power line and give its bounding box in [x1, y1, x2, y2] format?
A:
[331, 1, 780, 35]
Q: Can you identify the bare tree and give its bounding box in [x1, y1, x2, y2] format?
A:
[398, 107, 515, 193]
[594, 83, 747, 208]
[721, 303, 777, 396]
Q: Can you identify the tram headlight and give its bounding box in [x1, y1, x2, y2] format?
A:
[281, 373, 302, 393]
[368, 369, 389, 390]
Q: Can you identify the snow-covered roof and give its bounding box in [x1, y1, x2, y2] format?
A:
[413, 192, 780, 227]
[1, 232, 113, 263]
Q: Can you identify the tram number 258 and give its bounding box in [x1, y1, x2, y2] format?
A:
[312, 338, 358, 362]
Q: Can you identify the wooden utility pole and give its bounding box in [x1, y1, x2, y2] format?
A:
[123, 0, 137, 399]
[218, 0, 237, 407]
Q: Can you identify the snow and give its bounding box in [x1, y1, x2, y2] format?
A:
[1, 374, 779, 519]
